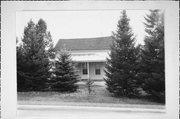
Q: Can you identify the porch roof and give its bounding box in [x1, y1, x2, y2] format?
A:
[71, 52, 109, 62]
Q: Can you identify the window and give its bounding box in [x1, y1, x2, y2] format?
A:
[95, 69, 101, 75]
[95, 64, 101, 75]
[82, 63, 88, 75]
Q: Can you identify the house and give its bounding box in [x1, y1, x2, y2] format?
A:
[54, 36, 113, 81]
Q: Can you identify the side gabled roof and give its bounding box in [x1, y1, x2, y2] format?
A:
[54, 36, 113, 51]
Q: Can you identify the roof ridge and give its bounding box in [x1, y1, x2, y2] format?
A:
[58, 36, 112, 40]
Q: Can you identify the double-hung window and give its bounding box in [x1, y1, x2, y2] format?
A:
[82, 63, 88, 75]
[95, 64, 101, 75]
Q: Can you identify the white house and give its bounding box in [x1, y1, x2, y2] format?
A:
[54, 36, 113, 81]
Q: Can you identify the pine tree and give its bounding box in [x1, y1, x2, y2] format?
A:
[51, 49, 78, 92]
[104, 10, 139, 97]
[17, 19, 53, 91]
[17, 43, 28, 91]
[137, 10, 165, 102]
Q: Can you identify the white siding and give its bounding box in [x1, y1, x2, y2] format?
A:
[89, 62, 105, 80]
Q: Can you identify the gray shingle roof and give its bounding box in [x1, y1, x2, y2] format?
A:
[54, 36, 113, 51]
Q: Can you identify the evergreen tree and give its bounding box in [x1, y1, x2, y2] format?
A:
[104, 10, 139, 97]
[17, 19, 53, 91]
[17, 43, 28, 91]
[51, 49, 78, 92]
[137, 10, 165, 102]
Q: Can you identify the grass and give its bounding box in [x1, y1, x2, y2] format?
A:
[18, 81, 165, 108]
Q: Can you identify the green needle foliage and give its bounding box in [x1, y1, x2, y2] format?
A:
[51, 49, 79, 92]
[17, 19, 54, 91]
[137, 10, 165, 103]
[104, 10, 140, 97]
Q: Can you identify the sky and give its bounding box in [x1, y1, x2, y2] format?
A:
[16, 10, 149, 46]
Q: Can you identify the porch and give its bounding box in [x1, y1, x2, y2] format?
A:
[75, 62, 106, 81]
[70, 50, 109, 81]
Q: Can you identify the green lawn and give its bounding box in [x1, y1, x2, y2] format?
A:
[18, 82, 164, 108]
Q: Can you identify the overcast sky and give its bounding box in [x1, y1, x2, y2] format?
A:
[16, 10, 149, 45]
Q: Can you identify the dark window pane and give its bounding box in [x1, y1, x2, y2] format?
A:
[95, 69, 100, 75]
[83, 69, 88, 75]
[82, 63, 88, 75]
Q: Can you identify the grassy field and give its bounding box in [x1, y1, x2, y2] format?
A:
[18, 81, 164, 108]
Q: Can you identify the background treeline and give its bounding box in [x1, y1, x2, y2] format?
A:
[104, 10, 165, 103]
[17, 10, 165, 103]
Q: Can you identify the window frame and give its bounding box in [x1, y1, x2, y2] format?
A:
[95, 64, 101, 75]
[82, 63, 88, 75]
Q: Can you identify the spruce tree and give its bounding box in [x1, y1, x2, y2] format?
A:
[137, 10, 165, 102]
[17, 19, 53, 91]
[104, 10, 139, 97]
[51, 49, 78, 92]
[17, 43, 28, 91]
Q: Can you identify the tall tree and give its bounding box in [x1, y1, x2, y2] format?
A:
[137, 10, 165, 102]
[17, 19, 53, 91]
[50, 49, 78, 92]
[17, 42, 28, 91]
[104, 10, 139, 97]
